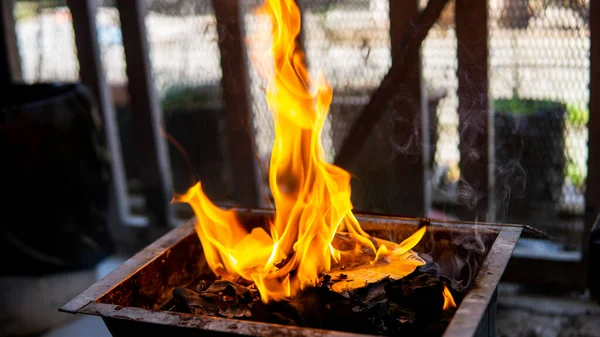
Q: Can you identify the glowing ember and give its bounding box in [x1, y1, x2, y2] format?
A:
[174, 0, 426, 303]
[442, 285, 457, 310]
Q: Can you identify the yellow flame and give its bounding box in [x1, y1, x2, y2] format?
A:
[443, 285, 457, 310]
[174, 0, 426, 303]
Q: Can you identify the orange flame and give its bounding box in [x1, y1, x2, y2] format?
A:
[174, 0, 426, 303]
[442, 285, 457, 310]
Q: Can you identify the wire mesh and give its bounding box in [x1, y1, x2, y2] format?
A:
[301, 0, 391, 161]
[241, 0, 272, 180]
[144, 0, 222, 94]
[241, 0, 392, 192]
[423, 6, 460, 211]
[97, 1, 126, 84]
[10, 0, 590, 239]
[489, 0, 589, 242]
[13, 0, 79, 82]
[243, 0, 455, 215]
[142, 0, 232, 202]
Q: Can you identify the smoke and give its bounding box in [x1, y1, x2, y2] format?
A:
[417, 226, 488, 291]
[495, 158, 527, 223]
[387, 85, 424, 161]
[160, 127, 200, 193]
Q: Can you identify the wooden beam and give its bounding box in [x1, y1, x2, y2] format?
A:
[67, 0, 130, 226]
[387, 0, 429, 216]
[116, 0, 173, 228]
[1, 0, 21, 82]
[0, 1, 10, 83]
[212, 0, 261, 208]
[584, 0, 600, 281]
[587, 0, 600, 220]
[334, 0, 449, 169]
[455, 0, 494, 222]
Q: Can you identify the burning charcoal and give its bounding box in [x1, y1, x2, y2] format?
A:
[201, 280, 252, 302]
[204, 280, 245, 294]
[218, 303, 252, 318]
[266, 286, 350, 328]
[173, 288, 219, 316]
[271, 312, 298, 326]
[195, 280, 209, 292]
[274, 255, 293, 269]
[423, 321, 453, 337]
[382, 303, 418, 336]
[332, 232, 358, 251]
[190, 273, 217, 293]
[350, 282, 388, 313]
[386, 303, 416, 325]
[221, 295, 236, 302]
[320, 274, 332, 288]
[386, 273, 444, 322]
[233, 277, 255, 287]
[246, 284, 262, 302]
[288, 287, 378, 334]
[365, 283, 387, 303]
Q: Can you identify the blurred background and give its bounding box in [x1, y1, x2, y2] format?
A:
[1, 0, 598, 336]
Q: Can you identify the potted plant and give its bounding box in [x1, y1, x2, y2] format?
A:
[494, 96, 567, 225]
[161, 85, 232, 200]
[565, 103, 588, 194]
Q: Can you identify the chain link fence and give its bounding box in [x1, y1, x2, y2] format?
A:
[14, 0, 79, 82]
[12, 0, 592, 243]
[489, 0, 589, 244]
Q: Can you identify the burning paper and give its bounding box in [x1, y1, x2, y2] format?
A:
[174, 0, 426, 303]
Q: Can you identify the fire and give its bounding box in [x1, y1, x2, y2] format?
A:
[174, 0, 425, 303]
[442, 285, 457, 310]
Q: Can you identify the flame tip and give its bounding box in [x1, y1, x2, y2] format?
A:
[442, 284, 457, 311]
[176, 0, 426, 303]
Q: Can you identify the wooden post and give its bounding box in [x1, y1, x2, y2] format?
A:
[455, 0, 494, 222]
[334, 0, 449, 169]
[0, 0, 10, 83]
[116, 0, 173, 228]
[212, 0, 261, 208]
[1, 0, 21, 82]
[387, 0, 429, 216]
[67, 0, 130, 226]
[584, 0, 600, 282]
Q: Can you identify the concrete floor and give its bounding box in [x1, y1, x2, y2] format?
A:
[497, 285, 600, 337]
[38, 257, 125, 337]
[41, 316, 109, 337]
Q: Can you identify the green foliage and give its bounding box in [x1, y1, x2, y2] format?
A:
[567, 159, 586, 191]
[566, 102, 589, 127]
[14, 1, 64, 21]
[14, 3, 38, 21]
[161, 85, 219, 112]
[494, 97, 563, 116]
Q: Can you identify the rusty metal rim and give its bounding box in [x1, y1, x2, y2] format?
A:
[80, 301, 375, 337]
[443, 226, 523, 337]
[60, 212, 523, 337]
[60, 222, 196, 314]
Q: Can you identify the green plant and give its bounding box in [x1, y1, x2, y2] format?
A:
[566, 102, 589, 127]
[14, 1, 64, 21]
[494, 97, 562, 116]
[567, 159, 586, 192]
[14, 3, 38, 21]
[160, 85, 220, 112]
